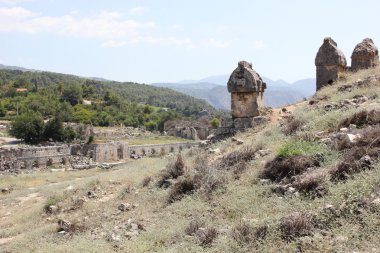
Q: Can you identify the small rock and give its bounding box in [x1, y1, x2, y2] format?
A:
[371, 198, 380, 206]
[339, 127, 349, 132]
[199, 140, 210, 147]
[231, 137, 244, 145]
[118, 203, 131, 212]
[208, 148, 220, 154]
[58, 219, 72, 232]
[288, 187, 296, 193]
[87, 191, 97, 198]
[258, 149, 271, 157]
[319, 138, 332, 145]
[348, 124, 357, 130]
[47, 205, 59, 214]
[260, 179, 271, 185]
[1, 188, 10, 193]
[206, 134, 215, 140]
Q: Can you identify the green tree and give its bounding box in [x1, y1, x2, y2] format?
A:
[211, 117, 220, 129]
[60, 84, 83, 106]
[9, 112, 45, 144]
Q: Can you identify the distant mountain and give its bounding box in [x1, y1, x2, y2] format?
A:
[0, 64, 36, 72]
[152, 76, 316, 110]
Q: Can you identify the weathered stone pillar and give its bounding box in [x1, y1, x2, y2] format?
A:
[227, 61, 266, 129]
[315, 37, 347, 90]
[351, 38, 379, 71]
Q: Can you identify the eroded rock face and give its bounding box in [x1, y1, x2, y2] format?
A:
[351, 38, 379, 71]
[315, 37, 347, 90]
[227, 61, 266, 118]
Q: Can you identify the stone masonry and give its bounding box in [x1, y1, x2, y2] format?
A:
[351, 38, 379, 71]
[315, 37, 347, 91]
[227, 61, 267, 129]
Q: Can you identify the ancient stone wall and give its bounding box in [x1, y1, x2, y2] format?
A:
[129, 142, 195, 156]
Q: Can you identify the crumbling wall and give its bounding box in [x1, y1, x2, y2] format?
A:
[129, 142, 195, 156]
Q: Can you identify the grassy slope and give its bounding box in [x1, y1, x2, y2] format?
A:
[1, 66, 380, 252]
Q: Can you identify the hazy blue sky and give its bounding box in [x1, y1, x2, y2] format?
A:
[0, 0, 379, 83]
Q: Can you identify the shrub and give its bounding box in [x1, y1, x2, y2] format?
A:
[330, 146, 379, 181]
[231, 221, 268, 246]
[292, 170, 328, 197]
[277, 140, 322, 158]
[279, 212, 315, 241]
[167, 176, 197, 203]
[43, 194, 63, 213]
[141, 176, 152, 187]
[220, 146, 258, 168]
[338, 109, 380, 129]
[196, 227, 218, 247]
[210, 117, 220, 129]
[282, 116, 305, 135]
[9, 112, 45, 144]
[185, 219, 205, 236]
[260, 155, 316, 182]
[157, 153, 185, 188]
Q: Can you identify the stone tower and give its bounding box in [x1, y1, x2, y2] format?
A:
[315, 37, 347, 90]
[351, 38, 379, 71]
[227, 61, 266, 128]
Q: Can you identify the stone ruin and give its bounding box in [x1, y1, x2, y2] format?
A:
[315, 37, 347, 91]
[227, 61, 267, 129]
[351, 38, 379, 71]
[315, 37, 379, 90]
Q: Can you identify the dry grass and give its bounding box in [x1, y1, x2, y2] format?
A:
[338, 109, 380, 129]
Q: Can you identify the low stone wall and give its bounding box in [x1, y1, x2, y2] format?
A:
[129, 142, 196, 156]
[0, 141, 197, 172]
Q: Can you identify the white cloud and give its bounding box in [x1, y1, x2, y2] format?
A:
[204, 39, 230, 49]
[0, 0, 33, 5]
[170, 24, 182, 30]
[129, 6, 144, 15]
[101, 36, 193, 48]
[252, 40, 266, 49]
[0, 7, 155, 38]
[0, 7, 230, 50]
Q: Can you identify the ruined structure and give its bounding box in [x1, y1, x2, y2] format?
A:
[315, 37, 347, 90]
[227, 61, 266, 129]
[0, 141, 196, 172]
[351, 38, 379, 71]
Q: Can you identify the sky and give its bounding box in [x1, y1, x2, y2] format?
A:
[0, 0, 379, 84]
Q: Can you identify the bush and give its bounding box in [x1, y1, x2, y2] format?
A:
[210, 117, 220, 129]
[157, 153, 185, 188]
[338, 109, 380, 129]
[185, 219, 205, 236]
[196, 227, 218, 247]
[282, 116, 305, 135]
[261, 155, 316, 182]
[141, 176, 152, 187]
[231, 221, 268, 246]
[9, 112, 45, 144]
[292, 170, 328, 197]
[167, 176, 196, 203]
[279, 212, 315, 241]
[277, 140, 322, 158]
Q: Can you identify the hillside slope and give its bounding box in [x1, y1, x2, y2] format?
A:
[0, 69, 216, 130]
[1, 66, 380, 252]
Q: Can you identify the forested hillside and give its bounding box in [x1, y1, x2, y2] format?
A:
[0, 69, 215, 131]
